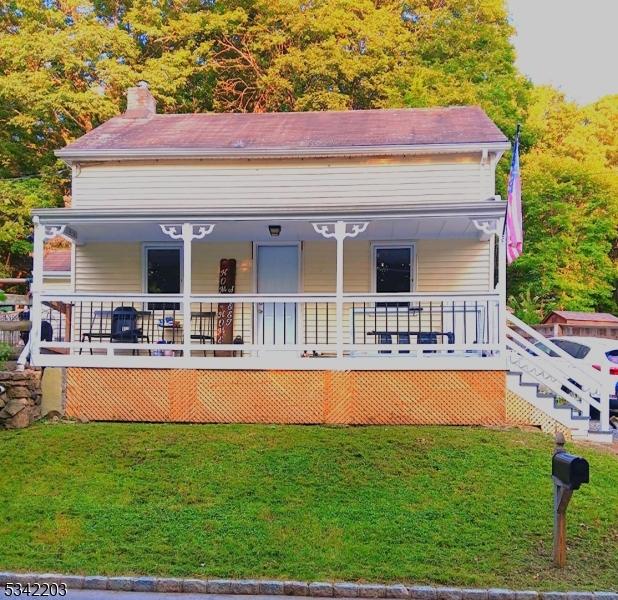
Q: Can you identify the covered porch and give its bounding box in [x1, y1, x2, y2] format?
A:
[31, 203, 507, 370]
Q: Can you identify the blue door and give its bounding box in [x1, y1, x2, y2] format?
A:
[257, 245, 299, 346]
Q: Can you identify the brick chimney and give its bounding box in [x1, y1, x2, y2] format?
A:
[125, 81, 156, 118]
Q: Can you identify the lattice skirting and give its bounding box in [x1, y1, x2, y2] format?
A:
[66, 369, 508, 425]
[505, 389, 572, 439]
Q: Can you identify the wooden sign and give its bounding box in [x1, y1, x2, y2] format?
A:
[215, 259, 236, 357]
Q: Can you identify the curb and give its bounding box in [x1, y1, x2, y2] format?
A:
[0, 574, 616, 599]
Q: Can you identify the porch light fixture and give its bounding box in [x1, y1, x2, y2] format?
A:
[268, 224, 282, 237]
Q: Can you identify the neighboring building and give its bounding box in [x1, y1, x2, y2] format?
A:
[43, 247, 72, 291]
[535, 311, 618, 340]
[26, 85, 613, 441]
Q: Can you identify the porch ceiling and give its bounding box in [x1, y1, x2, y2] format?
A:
[34, 202, 506, 244]
[41, 216, 496, 243]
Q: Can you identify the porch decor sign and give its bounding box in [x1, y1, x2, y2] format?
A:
[215, 259, 236, 357]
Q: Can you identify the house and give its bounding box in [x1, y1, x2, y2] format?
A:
[27, 85, 613, 439]
[43, 247, 72, 291]
[534, 311, 618, 340]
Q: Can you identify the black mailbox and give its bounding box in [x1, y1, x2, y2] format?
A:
[552, 452, 589, 490]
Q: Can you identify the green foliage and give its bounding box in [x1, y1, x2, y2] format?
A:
[0, 289, 11, 362]
[507, 89, 618, 317]
[507, 288, 543, 324]
[0, 175, 63, 277]
[0, 0, 615, 317]
[0, 341, 11, 369]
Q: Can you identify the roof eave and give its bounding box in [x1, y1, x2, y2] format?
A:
[32, 199, 507, 224]
[55, 141, 510, 163]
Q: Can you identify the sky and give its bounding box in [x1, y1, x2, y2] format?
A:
[508, 0, 618, 105]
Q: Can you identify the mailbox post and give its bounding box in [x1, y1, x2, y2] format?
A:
[551, 433, 590, 567]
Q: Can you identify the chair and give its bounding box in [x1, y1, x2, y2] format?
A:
[377, 332, 410, 355]
[417, 332, 438, 354]
[110, 306, 150, 355]
[190, 311, 216, 356]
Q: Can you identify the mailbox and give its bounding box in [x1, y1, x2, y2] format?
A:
[552, 452, 589, 490]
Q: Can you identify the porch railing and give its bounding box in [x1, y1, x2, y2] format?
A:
[32, 291, 504, 369]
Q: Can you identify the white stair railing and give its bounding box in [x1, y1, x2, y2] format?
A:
[506, 312, 611, 430]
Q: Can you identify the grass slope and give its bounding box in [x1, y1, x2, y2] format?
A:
[0, 424, 616, 590]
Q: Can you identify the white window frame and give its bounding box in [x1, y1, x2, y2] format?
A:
[142, 243, 184, 294]
[370, 242, 416, 294]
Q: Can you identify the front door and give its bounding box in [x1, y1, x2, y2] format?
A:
[257, 244, 299, 346]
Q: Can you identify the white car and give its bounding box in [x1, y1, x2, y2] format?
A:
[534, 336, 618, 408]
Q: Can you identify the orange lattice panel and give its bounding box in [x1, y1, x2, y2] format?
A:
[505, 389, 571, 438]
[350, 371, 506, 425]
[194, 370, 325, 423]
[66, 368, 171, 422]
[65, 368, 507, 425]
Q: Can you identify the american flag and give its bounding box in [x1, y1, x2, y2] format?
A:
[506, 128, 523, 264]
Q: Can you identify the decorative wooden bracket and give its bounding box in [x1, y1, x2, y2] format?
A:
[160, 223, 215, 241]
[312, 221, 369, 241]
[471, 218, 500, 241]
[41, 224, 78, 243]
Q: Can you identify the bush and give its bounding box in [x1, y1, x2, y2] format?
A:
[0, 342, 12, 370]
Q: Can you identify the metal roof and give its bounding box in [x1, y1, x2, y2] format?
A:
[544, 311, 618, 324]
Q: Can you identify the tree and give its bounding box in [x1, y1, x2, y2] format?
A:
[0, 175, 63, 278]
[507, 89, 618, 319]
[3, 0, 616, 322]
[0, 0, 530, 278]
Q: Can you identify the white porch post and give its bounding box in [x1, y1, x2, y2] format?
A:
[313, 220, 369, 359]
[335, 221, 345, 358]
[30, 219, 72, 365]
[182, 223, 193, 350]
[160, 223, 215, 358]
[498, 219, 507, 355]
[29, 218, 45, 364]
[472, 218, 505, 355]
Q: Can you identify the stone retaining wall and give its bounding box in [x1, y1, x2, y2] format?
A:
[0, 369, 42, 429]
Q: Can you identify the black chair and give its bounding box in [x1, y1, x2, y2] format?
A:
[418, 332, 438, 354]
[377, 332, 410, 355]
[190, 311, 216, 356]
[110, 306, 150, 355]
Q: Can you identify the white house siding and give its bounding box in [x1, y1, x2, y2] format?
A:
[75, 243, 142, 292]
[416, 239, 491, 293]
[69, 239, 490, 346]
[71, 154, 488, 211]
[42, 276, 71, 290]
[191, 242, 253, 294]
[72, 240, 490, 297]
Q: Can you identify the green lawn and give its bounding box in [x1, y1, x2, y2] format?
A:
[0, 423, 617, 590]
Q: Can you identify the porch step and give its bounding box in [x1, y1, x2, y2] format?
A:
[507, 369, 591, 437]
[576, 429, 616, 444]
[505, 314, 613, 443]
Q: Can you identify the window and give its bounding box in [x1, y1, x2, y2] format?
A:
[144, 246, 181, 310]
[606, 350, 618, 365]
[552, 339, 589, 359]
[374, 245, 413, 297]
